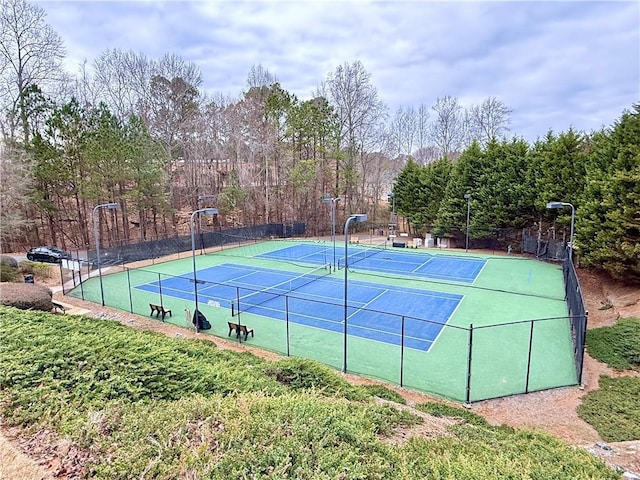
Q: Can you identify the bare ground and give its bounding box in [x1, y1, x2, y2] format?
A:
[1, 264, 639, 479]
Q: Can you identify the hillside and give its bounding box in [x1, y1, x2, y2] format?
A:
[1, 267, 639, 479]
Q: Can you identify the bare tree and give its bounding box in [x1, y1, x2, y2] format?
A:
[0, 0, 65, 143]
[69, 60, 102, 110]
[389, 106, 418, 157]
[414, 104, 430, 163]
[429, 95, 466, 160]
[246, 63, 278, 90]
[0, 144, 32, 249]
[467, 96, 511, 146]
[93, 49, 153, 121]
[326, 60, 387, 211]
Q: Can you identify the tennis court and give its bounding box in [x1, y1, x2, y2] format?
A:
[67, 239, 578, 402]
[135, 263, 462, 351]
[258, 243, 486, 282]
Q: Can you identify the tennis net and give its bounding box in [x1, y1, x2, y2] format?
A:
[337, 243, 387, 270]
[232, 263, 330, 315]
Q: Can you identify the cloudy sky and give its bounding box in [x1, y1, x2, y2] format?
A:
[37, 0, 639, 142]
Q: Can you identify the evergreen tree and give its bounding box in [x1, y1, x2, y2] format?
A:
[433, 142, 484, 237]
[579, 104, 640, 281]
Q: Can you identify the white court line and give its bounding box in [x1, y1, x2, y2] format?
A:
[350, 289, 389, 319]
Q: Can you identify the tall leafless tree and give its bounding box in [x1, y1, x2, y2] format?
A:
[0, 0, 65, 143]
[414, 104, 431, 163]
[467, 96, 512, 146]
[326, 60, 387, 211]
[390, 106, 418, 158]
[0, 143, 32, 250]
[430, 95, 466, 161]
[93, 49, 153, 121]
[246, 63, 278, 91]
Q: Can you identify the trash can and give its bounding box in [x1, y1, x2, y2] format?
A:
[24, 274, 34, 284]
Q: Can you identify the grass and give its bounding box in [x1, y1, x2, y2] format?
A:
[0, 306, 621, 479]
[586, 317, 640, 370]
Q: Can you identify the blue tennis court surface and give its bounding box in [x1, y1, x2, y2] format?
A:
[135, 263, 463, 351]
[257, 243, 486, 283]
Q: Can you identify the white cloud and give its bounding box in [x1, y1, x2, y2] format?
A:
[36, 0, 640, 141]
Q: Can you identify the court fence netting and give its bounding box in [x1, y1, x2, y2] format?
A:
[65, 241, 588, 403]
[60, 223, 306, 292]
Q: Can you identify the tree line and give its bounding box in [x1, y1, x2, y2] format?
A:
[393, 106, 639, 281]
[1, 0, 637, 281]
[0, 0, 511, 249]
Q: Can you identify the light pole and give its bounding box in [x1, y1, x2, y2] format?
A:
[197, 194, 217, 253]
[197, 194, 217, 229]
[321, 194, 343, 269]
[343, 213, 368, 373]
[92, 202, 120, 306]
[388, 192, 396, 236]
[190, 208, 219, 332]
[464, 194, 471, 253]
[546, 201, 575, 261]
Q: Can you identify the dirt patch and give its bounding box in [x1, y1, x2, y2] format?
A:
[1, 265, 639, 477]
[0, 428, 50, 480]
[578, 268, 640, 327]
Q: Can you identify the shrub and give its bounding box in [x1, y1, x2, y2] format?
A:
[415, 402, 490, 427]
[0, 283, 53, 311]
[263, 357, 366, 400]
[577, 375, 640, 442]
[19, 260, 53, 280]
[0, 256, 18, 268]
[0, 308, 621, 480]
[0, 264, 18, 282]
[358, 384, 407, 404]
[586, 317, 640, 370]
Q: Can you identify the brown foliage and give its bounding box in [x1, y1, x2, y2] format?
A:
[0, 283, 53, 312]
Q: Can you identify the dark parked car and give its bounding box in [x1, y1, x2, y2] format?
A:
[26, 246, 71, 263]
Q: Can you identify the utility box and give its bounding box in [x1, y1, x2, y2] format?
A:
[425, 233, 435, 248]
[437, 238, 450, 248]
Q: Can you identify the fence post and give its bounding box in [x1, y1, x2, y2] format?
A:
[525, 320, 535, 393]
[59, 263, 65, 295]
[158, 273, 164, 309]
[465, 324, 473, 404]
[400, 315, 405, 387]
[123, 268, 132, 313]
[286, 295, 290, 357]
[78, 251, 85, 301]
[578, 312, 588, 384]
[235, 286, 241, 341]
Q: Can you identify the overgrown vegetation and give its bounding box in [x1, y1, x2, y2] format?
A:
[263, 357, 367, 401]
[0, 258, 18, 282]
[18, 259, 53, 279]
[579, 319, 640, 443]
[0, 306, 621, 478]
[359, 384, 407, 405]
[578, 376, 640, 442]
[0, 257, 53, 283]
[415, 402, 490, 428]
[586, 317, 640, 370]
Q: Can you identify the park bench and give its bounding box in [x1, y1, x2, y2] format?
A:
[349, 236, 360, 244]
[228, 321, 254, 341]
[149, 303, 172, 320]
